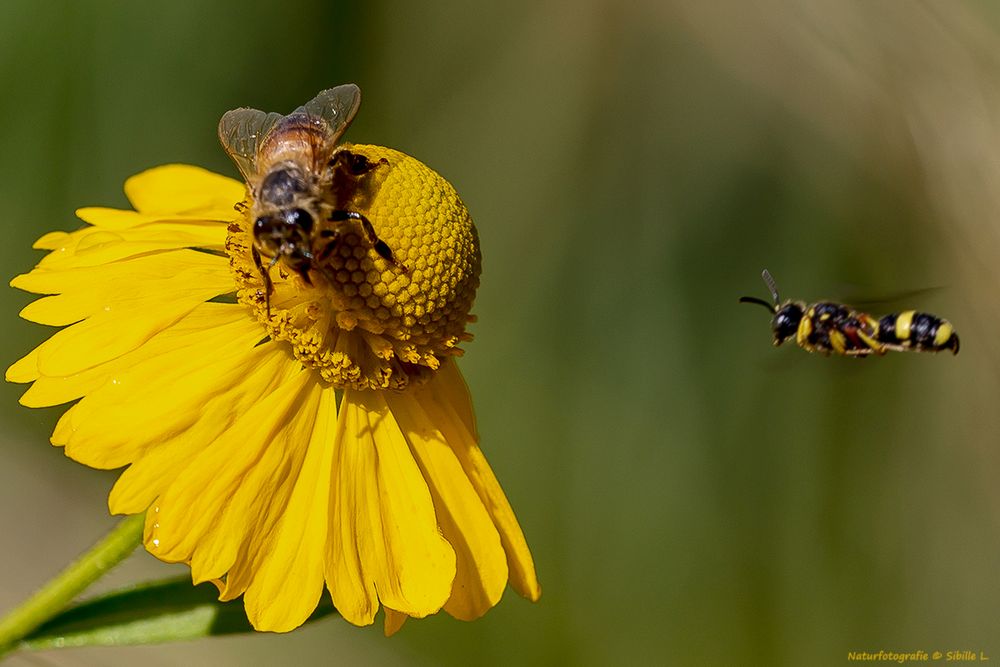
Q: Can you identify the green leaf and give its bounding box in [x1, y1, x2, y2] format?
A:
[18, 577, 338, 650]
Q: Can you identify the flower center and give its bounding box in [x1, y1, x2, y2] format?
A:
[226, 144, 481, 390]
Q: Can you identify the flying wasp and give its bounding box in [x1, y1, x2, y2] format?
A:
[739, 269, 960, 356]
[218, 84, 405, 314]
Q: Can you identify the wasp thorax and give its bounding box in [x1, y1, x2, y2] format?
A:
[227, 144, 481, 391]
[772, 303, 804, 345]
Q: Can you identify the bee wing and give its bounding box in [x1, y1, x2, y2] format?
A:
[294, 84, 362, 148]
[217, 108, 285, 181]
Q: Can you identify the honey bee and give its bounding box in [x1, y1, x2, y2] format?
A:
[740, 269, 960, 356]
[218, 84, 404, 313]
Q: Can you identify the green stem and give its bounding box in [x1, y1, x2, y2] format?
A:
[0, 514, 144, 658]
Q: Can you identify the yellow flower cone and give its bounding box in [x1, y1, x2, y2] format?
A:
[8, 153, 540, 634]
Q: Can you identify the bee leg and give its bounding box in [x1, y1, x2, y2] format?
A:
[252, 246, 275, 318]
[315, 228, 341, 262]
[329, 210, 408, 272]
[297, 265, 313, 286]
[330, 150, 389, 176]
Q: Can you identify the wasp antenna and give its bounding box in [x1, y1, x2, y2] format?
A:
[761, 269, 780, 306]
[739, 296, 777, 313]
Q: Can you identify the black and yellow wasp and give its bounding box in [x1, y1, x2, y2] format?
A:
[740, 270, 960, 357]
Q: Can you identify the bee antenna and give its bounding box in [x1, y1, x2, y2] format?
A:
[739, 296, 777, 313]
[761, 269, 780, 306]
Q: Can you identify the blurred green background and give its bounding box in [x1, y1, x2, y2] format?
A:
[2, 1, 1000, 665]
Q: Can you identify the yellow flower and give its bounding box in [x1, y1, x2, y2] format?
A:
[6, 147, 540, 634]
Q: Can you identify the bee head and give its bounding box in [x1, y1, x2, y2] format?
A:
[253, 208, 314, 260]
[771, 302, 803, 346]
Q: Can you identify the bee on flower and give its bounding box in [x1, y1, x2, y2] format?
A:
[6, 85, 540, 635]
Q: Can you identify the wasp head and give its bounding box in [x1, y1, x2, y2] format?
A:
[771, 302, 803, 346]
[740, 270, 802, 347]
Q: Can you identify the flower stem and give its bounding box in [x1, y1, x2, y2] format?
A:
[0, 514, 145, 657]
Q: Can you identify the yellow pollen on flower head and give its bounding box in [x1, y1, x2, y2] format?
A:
[226, 144, 481, 390]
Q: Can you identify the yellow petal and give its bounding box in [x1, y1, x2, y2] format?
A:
[243, 387, 337, 632]
[325, 388, 379, 627]
[30, 261, 233, 377]
[64, 310, 274, 469]
[124, 164, 246, 218]
[355, 390, 457, 616]
[327, 390, 456, 624]
[21, 303, 246, 409]
[33, 231, 70, 250]
[50, 403, 78, 447]
[20, 295, 89, 327]
[417, 366, 541, 602]
[76, 208, 235, 229]
[20, 363, 109, 408]
[35, 224, 227, 270]
[386, 389, 507, 621]
[6, 348, 40, 384]
[431, 360, 480, 441]
[13, 248, 225, 295]
[216, 380, 324, 602]
[145, 368, 315, 581]
[108, 346, 299, 514]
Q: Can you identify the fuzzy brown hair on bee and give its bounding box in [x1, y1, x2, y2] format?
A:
[740, 269, 959, 357]
[218, 84, 405, 315]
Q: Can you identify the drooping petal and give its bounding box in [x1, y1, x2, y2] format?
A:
[61, 309, 269, 467]
[386, 389, 507, 621]
[145, 368, 317, 585]
[241, 387, 338, 632]
[218, 380, 326, 603]
[106, 344, 300, 514]
[325, 389, 379, 626]
[417, 363, 541, 602]
[326, 389, 456, 625]
[431, 359, 480, 441]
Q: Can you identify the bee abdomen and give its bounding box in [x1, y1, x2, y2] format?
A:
[876, 310, 960, 354]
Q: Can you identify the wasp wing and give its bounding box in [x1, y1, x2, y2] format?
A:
[294, 84, 362, 148]
[217, 107, 285, 181]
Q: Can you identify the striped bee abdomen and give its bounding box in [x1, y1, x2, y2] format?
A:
[876, 310, 960, 355]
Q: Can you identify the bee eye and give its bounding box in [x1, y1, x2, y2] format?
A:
[285, 208, 313, 233]
[254, 215, 274, 232]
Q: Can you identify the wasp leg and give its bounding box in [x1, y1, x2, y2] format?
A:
[796, 315, 813, 349]
[329, 210, 408, 272]
[855, 329, 887, 355]
[829, 329, 848, 355]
